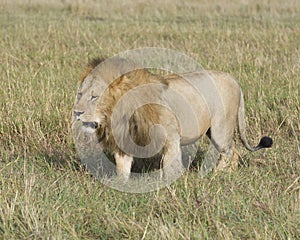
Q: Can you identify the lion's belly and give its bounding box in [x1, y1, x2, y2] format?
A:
[165, 77, 211, 145]
[179, 113, 211, 145]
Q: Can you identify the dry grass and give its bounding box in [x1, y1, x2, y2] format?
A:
[0, 0, 299, 239]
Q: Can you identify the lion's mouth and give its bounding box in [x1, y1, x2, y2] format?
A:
[80, 121, 99, 134]
[82, 121, 99, 129]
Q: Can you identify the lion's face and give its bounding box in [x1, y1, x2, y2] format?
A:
[73, 57, 139, 135]
[73, 75, 107, 134]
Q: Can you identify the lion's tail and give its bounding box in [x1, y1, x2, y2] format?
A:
[237, 91, 273, 151]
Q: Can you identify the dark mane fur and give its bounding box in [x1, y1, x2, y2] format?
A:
[79, 57, 107, 84]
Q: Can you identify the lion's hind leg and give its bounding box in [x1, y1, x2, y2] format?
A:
[208, 119, 238, 173]
[215, 141, 240, 172]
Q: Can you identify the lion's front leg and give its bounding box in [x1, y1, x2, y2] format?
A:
[114, 152, 133, 181]
[162, 135, 185, 182]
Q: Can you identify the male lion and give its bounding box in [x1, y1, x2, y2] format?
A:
[72, 57, 272, 181]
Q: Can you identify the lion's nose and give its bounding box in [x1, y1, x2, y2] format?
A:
[74, 111, 84, 117]
[82, 122, 99, 129]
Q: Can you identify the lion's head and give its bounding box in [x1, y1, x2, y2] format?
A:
[73, 57, 139, 135]
[73, 75, 107, 134]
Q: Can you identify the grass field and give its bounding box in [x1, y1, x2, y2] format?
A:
[0, 0, 299, 239]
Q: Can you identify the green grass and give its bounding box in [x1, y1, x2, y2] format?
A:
[0, 0, 299, 239]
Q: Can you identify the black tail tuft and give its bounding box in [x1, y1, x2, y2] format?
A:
[256, 136, 273, 150]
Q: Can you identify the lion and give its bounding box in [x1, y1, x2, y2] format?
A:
[72, 57, 273, 181]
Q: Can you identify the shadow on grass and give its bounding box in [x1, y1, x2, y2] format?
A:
[0, 143, 252, 181]
[42, 146, 216, 176]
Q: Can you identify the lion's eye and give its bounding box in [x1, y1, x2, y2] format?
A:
[90, 95, 98, 102]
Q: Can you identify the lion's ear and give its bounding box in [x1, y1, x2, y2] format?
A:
[79, 66, 93, 84]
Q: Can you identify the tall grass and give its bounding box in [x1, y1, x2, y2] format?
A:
[0, 0, 299, 239]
